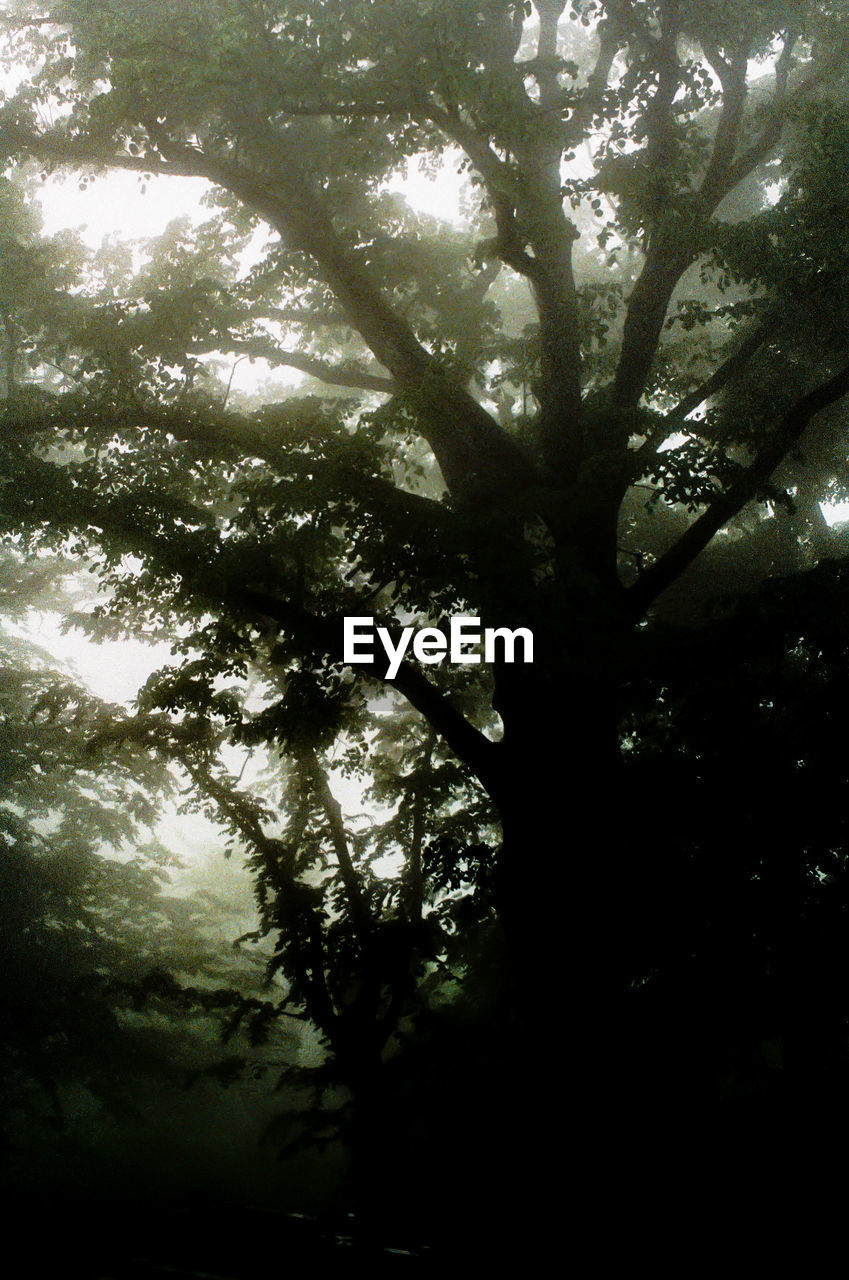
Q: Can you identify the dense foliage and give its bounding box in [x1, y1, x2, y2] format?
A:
[0, 550, 249, 1149]
[3, 0, 849, 1245]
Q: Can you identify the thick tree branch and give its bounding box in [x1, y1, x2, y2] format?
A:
[20, 393, 458, 536]
[613, 26, 849, 410]
[425, 35, 586, 478]
[698, 34, 752, 206]
[612, 1, 684, 409]
[628, 312, 781, 473]
[709, 30, 849, 207]
[164, 141, 537, 501]
[610, 243, 687, 417]
[702, 29, 798, 206]
[628, 361, 849, 615]
[665, 316, 779, 422]
[300, 746, 372, 936]
[644, 1, 681, 169]
[423, 103, 538, 279]
[235, 587, 502, 799]
[511, 5, 586, 476]
[1, 120, 538, 501]
[532, 0, 566, 107]
[9, 449, 489, 790]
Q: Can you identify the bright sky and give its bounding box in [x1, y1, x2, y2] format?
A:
[23, 158, 466, 707]
[38, 170, 214, 245]
[38, 156, 466, 250]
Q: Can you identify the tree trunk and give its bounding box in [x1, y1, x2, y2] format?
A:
[491, 649, 706, 1239]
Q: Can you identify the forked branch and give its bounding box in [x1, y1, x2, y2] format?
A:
[628, 361, 849, 614]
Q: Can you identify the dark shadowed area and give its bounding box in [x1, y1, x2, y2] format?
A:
[2, 0, 849, 1268]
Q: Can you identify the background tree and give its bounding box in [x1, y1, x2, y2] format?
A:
[2, 0, 849, 1247]
[0, 546, 248, 1153]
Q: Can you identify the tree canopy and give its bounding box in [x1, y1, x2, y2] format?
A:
[3, 0, 849, 1251]
[0, 547, 244, 1143]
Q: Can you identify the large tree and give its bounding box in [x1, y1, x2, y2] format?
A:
[3, 0, 849, 1240]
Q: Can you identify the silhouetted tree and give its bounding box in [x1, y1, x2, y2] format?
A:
[0, 549, 260, 1165]
[2, 0, 849, 1245]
